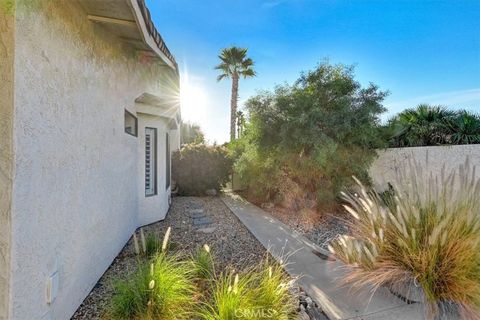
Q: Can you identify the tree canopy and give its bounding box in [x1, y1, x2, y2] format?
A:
[231, 61, 387, 208]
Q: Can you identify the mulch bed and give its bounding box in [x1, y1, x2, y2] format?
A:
[71, 196, 267, 319]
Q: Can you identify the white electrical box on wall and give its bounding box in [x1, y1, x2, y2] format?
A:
[46, 271, 59, 304]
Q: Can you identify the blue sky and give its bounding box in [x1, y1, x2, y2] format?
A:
[147, 0, 480, 143]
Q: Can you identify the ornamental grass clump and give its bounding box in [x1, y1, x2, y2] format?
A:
[254, 259, 297, 319]
[109, 228, 196, 320]
[191, 244, 215, 280]
[330, 159, 480, 319]
[200, 258, 297, 320]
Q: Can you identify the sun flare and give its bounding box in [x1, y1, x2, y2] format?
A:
[180, 74, 208, 123]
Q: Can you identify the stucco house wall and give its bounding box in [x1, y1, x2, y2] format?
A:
[369, 145, 480, 191]
[0, 4, 15, 320]
[7, 1, 180, 319]
[137, 115, 171, 226]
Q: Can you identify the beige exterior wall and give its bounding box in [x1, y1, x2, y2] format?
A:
[370, 145, 480, 191]
[0, 2, 15, 319]
[9, 1, 179, 319]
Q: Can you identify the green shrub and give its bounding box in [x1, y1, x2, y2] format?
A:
[230, 61, 387, 209]
[172, 144, 233, 195]
[330, 160, 480, 319]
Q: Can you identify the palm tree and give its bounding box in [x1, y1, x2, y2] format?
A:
[446, 111, 480, 144]
[215, 47, 256, 141]
[390, 104, 454, 146]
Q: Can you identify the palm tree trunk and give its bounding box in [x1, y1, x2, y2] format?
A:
[230, 74, 239, 141]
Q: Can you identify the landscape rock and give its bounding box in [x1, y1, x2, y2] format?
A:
[261, 202, 274, 209]
[196, 226, 217, 234]
[205, 189, 218, 196]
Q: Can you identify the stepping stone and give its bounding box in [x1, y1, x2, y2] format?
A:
[189, 202, 204, 209]
[186, 209, 206, 218]
[196, 226, 217, 234]
[192, 216, 213, 226]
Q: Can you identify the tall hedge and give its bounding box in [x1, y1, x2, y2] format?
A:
[172, 144, 232, 196]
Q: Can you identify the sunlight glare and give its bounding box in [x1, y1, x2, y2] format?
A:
[180, 73, 208, 124]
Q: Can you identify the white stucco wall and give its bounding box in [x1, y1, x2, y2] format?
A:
[10, 1, 179, 319]
[137, 115, 171, 226]
[369, 145, 480, 191]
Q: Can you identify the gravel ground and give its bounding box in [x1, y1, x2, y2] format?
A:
[258, 204, 351, 250]
[72, 196, 267, 319]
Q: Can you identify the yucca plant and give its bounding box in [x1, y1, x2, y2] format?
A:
[330, 159, 480, 319]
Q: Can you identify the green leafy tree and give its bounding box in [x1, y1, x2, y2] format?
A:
[215, 47, 256, 141]
[232, 61, 387, 208]
[180, 122, 205, 145]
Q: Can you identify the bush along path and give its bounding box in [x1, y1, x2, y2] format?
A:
[71, 197, 324, 320]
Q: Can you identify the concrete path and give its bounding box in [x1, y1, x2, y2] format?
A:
[222, 193, 426, 320]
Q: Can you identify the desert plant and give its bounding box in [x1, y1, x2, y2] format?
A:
[192, 244, 215, 280]
[199, 259, 296, 320]
[385, 106, 480, 147]
[330, 159, 480, 319]
[200, 272, 253, 320]
[387, 104, 454, 147]
[109, 254, 196, 320]
[215, 47, 256, 141]
[446, 110, 480, 145]
[253, 259, 297, 319]
[377, 182, 395, 210]
[172, 144, 233, 195]
[145, 233, 160, 257]
[109, 228, 195, 320]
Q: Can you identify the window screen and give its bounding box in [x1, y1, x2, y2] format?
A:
[145, 128, 157, 196]
[166, 133, 171, 189]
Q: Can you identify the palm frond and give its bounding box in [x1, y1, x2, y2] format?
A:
[216, 74, 229, 82]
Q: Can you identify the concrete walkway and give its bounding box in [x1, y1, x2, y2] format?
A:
[222, 193, 426, 320]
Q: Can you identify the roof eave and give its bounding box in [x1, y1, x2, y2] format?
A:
[128, 0, 177, 70]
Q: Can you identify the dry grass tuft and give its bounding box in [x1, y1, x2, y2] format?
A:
[330, 159, 480, 319]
